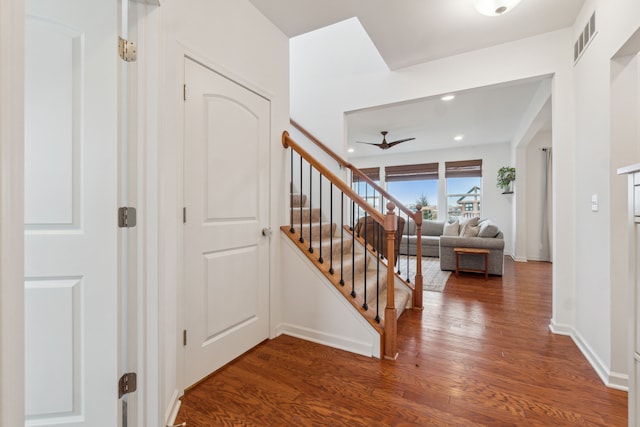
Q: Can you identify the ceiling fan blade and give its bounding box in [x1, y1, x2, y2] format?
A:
[387, 137, 415, 148]
[356, 141, 381, 146]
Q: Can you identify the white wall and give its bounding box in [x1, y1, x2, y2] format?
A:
[350, 143, 513, 255]
[156, 0, 289, 422]
[510, 81, 552, 262]
[570, 0, 640, 388]
[611, 50, 640, 388]
[279, 239, 381, 357]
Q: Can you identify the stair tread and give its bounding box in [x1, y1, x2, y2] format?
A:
[342, 268, 388, 302]
[377, 287, 412, 321]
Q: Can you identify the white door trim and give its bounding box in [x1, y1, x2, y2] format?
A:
[126, 2, 161, 425]
[0, 0, 25, 424]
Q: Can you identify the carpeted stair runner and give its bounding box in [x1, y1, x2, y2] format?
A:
[288, 192, 411, 324]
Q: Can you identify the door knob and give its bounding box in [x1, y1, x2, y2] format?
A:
[261, 227, 273, 237]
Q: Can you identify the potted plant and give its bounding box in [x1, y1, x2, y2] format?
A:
[496, 166, 516, 193]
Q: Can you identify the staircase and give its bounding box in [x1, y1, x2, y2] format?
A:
[281, 123, 424, 360]
[284, 191, 412, 328]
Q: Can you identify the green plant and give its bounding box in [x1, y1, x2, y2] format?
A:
[496, 166, 516, 190]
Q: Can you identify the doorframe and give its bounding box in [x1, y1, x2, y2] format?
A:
[127, 1, 161, 425]
[0, 0, 25, 424]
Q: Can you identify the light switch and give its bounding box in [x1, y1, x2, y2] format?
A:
[591, 194, 598, 212]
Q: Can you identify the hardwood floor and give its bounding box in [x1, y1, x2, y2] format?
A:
[175, 259, 627, 426]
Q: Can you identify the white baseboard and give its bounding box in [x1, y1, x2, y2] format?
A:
[608, 371, 629, 391]
[549, 320, 629, 391]
[276, 322, 377, 358]
[165, 389, 182, 426]
[548, 319, 573, 336]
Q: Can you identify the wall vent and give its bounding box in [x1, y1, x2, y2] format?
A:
[574, 11, 597, 64]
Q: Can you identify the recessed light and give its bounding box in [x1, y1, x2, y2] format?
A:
[454, 135, 464, 141]
[347, 148, 355, 153]
[441, 94, 455, 101]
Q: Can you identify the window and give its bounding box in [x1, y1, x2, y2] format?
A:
[352, 167, 381, 211]
[445, 160, 482, 222]
[385, 163, 439, 219]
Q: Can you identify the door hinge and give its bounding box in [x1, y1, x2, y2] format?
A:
[183, 84, 187, 101]
[183, 329, 187, 346]
[118, 207, 137, 228]
[118, 36, 137, 62]
[118, 372, 137, 399]
[183, 207, 186, 224]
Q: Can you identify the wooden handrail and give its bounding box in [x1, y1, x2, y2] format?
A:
[283, 131, 385, 225]
[289, 119, 416, 219]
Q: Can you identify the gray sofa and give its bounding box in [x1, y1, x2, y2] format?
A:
[399, 220, 444, 257]
[399, 217, 505, 276]
[439, 219, 505, 276]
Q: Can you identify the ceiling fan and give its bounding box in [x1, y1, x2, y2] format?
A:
[356, 131, 415, 150]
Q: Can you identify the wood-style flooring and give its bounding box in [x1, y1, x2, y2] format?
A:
[175, 259, 628, 426]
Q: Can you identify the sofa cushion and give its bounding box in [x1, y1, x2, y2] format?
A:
[403, 220, 417, 235]
[443, 221, 459, 236]
[478, 221, 500, 238]
[459, 217, 479, 236]
[462, 225, 480, 237]
[422, 220, 445, 236]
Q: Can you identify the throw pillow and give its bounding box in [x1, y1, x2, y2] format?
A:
[443, 221, 459, 236]
[459, 217, 479, 236]
[478, 221, 500, 238]
[462, 225, 480, 237]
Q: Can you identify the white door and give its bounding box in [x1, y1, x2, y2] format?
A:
[24, 1, 119, 426]
[183, 57, 270, 387]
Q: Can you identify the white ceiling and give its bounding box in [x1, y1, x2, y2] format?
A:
[346, 77, 551, 156]
[249, 0, 579, 156]
[248, 0, 584, 70]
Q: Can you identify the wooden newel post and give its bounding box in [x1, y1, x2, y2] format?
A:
[384, 202, 398, 360]
[413, 205, 424, 310]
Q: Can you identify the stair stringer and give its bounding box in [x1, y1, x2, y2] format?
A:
[278, 233, 382, 358]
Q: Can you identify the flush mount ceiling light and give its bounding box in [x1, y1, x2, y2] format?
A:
[474, 0, 522, 16]
[441, 94, 455, 101]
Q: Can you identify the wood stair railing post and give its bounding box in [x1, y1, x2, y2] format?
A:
[384, 202, 398, 361]
[413, 205, 423, 310]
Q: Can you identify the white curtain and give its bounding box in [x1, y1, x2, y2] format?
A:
[540, 148, 553, 262]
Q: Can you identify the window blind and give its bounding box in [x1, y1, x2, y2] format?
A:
[384, 163, 439, 182]
[444, 159, 482, 178]
[355, 167, 380, 182]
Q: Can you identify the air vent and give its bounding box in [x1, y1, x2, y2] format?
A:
[574, 12, 597, 64]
